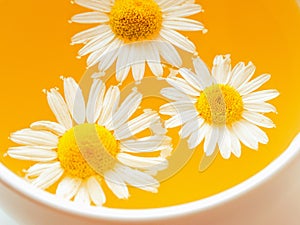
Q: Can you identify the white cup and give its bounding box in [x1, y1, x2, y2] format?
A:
[1, 133, 300, 225]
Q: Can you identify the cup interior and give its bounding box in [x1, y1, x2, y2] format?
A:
[1, 133, 300, 221]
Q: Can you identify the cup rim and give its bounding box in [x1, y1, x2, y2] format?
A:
[1, 133, 300, 222]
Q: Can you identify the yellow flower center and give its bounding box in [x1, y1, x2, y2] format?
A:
[196, 84, 244, 126]
[109, 0, 163, 42]
[57, 123, 119, 179]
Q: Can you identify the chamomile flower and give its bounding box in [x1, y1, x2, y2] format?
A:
[7, 77, 171, 206]
[160, 55, 279, 159]
[71, 0, 205, 82]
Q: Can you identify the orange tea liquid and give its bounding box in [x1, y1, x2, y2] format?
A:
[0, 0, 300, 208]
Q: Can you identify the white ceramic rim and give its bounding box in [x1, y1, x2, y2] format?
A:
[1, 133, 300, 222]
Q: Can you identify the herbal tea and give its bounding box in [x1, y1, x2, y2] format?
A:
[0, 0, 300, 209]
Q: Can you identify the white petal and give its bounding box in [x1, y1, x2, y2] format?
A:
[114, 164, 159, 193]
[97, 86, 120, 127]
[71, 25, 108, 45]
[157, 0, 185, 10]
[159, 29, 195, 53]
[230, 62, 256, 89]
[244, 102, 277, 113]
[166, 77, 200, 96]
[7, 146, 57, 162]
[228, 128, 241, 158]
[187, 123, 209, 149]
[116, 45, 131, 82]
[179, 68, 203, 91]
[74, 0, 112, 12]
[88, 38, 121, 68]
[63, 77, 86, 124]
[157, 40, 182, 67]
[56, 176, 82, 200]
[160, 145, 173, 158]
[241, 120, 269, 144]
[46, 88, 73, 129]
[87, 48, 106, 68]
[132, 61, 146, 82]
[160, 87, 193, 101]
[10, 129, 58, 148]
[212, 55, 231, 84]
[114, 110, 160, 140]
[106, 89, 142, 130]
[230, 62, 244, 82]
[31, 164, 64, 190]
[204, 126, 219, 156]
[25, 162, 60, 178]
[149, 119, 167, 135]
[165, 109, 198, 128]
[129, 43, 146, 82]
[91, 71, 106, 79]
[145, 42, 163, 77]
[243, 89, 280, 103]
[87, 176, 106, 206]
[97, 38, 123, 71]
[164, 3, 202, 17]
[231, 121, 259, 150]
[163, 17, 204, 31]
[184, 0, 196, 5]
[30, 121, 66, 136]
[86, 79, 106, 123]
[104, 170, 129, 199]
[242, 111, 275, 128]
[180, 116, 204, 139]
[218, 126, 231, 159]
[71, 12, 109, 24]
[238, 74, 271, 95]
[78, 29, 115, 56]
[159, 101, 195, 116]
[120, 135, 171, 153]
[117, 153, 168, 171]
[74, 181, 90, 205]
[192, 57, 213, 88]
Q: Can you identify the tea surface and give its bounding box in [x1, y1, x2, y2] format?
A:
[0, 0, 300, 208]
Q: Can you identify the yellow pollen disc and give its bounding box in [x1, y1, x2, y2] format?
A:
[196, 84, 244, 126]
[57, 123, 119, 179]
[109, 0, 163, 42]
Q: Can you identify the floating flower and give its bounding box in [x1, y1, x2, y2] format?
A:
[7, 77, 171, 206]
[71, 0, 205, 82]
[160, 55, 279, 159]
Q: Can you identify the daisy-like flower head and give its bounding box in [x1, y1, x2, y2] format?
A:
[160, 55, 279, 160]
[7, 77, 171, 206]
[71, 0, 205, 82]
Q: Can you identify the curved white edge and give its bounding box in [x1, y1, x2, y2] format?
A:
[1, 133, 300, 222]
[0, 209, 18, 225]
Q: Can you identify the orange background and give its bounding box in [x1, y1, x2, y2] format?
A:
[0, 0, 300, 208]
